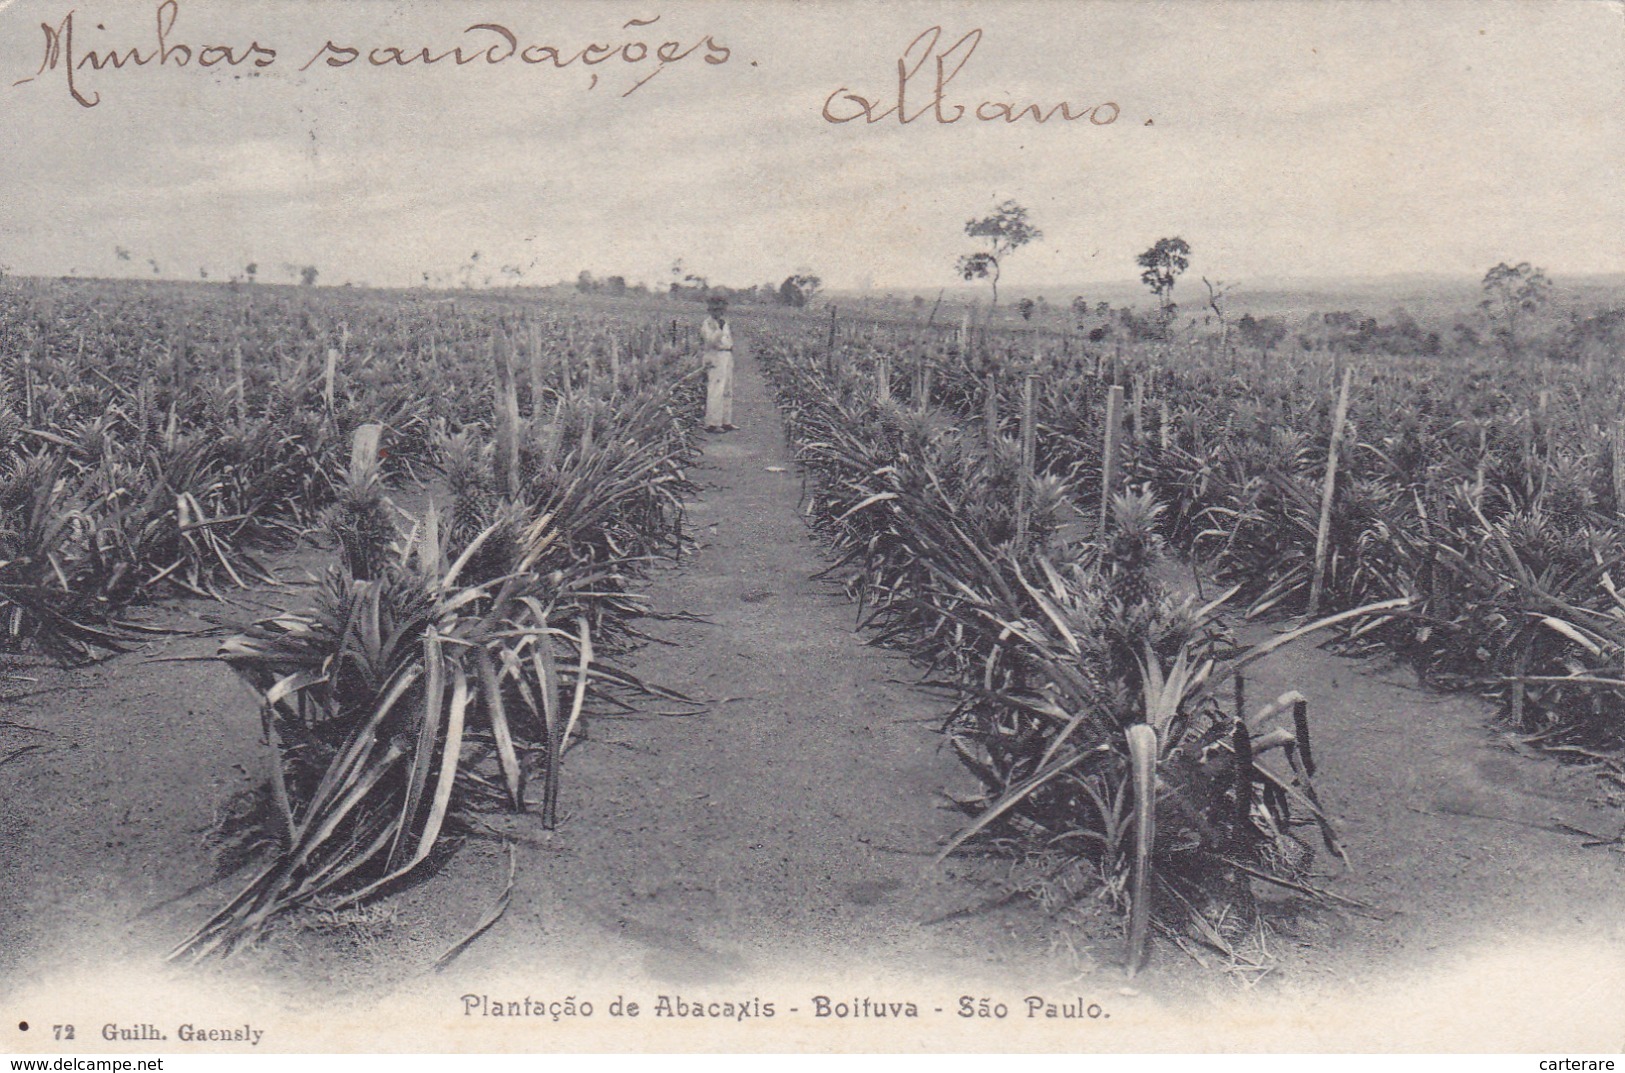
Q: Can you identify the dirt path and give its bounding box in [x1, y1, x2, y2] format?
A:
[420, 338, 1038, 989]
[3, 342, 1623, 1049]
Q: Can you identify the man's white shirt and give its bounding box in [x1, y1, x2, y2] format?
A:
[701, 317, 733, 351]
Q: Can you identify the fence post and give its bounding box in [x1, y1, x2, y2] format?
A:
[1307, 365, 1354, 617]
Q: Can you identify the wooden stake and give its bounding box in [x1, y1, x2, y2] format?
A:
[1021, 372, 1038, 477]
[877, 352, 891, 405]
[322, 347, 339, 416]
[492, 335, 521, 497]
[1307, 366, 1354, 617]
[172, 327, 187, 395]
[1291, 698, 1315, 777]
[529, 323, 545, 416]
[1016, 373, 1037, 547]
[984, 371, 999, 453]
[22, 343, 34, 426]
[826, 305, 839, 374]
[1132, 376, 1146, 443]
[417, 498, 442, 576]
[1159, 400, 1172, 453]
[350, 422, 383, 480]
[1612, 420, 1625, 518]
[1100, 384, 1126, 535]
[233, 344, 246, 435]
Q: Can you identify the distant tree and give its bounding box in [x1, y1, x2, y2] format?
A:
[245, 262, 257, 283]
[1136, 237, 1191, 315]
[778, 274, 822, 308]
[1553, 308, 1625, 367]
[1115, 305, 1171, 343]
[1071, 296, 1090, 318]
[300, 265, 319, 286]
[1452, 322, 1481, 352]
[1017, 297, 1036, 321]
[1237, 313, 1288, 357]
[1202, 276, 1235, 352]
[576, 269, 597, 293]
[114, 246, 131, 263]
[1479, 261, 1551, 359]
[199, 267, 208, 280]
[956, 199, 1041, 310]
[148, 258, 161, 275]
[604, 275, 628, 297]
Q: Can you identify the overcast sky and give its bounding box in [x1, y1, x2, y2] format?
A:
[1, 0, 1620, 291]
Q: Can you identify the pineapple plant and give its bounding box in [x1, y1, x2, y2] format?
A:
[1103, 488, 1165, 610]
[322, 426, 396, 583]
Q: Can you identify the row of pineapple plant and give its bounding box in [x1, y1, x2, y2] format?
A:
[786, 311, 1625, 760]
[0, 278, 683, 660]
[757, 331, 1365, 972]
[170, 323, 706, 959]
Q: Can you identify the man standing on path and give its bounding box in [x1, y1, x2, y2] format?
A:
[701, 294, 738, 433]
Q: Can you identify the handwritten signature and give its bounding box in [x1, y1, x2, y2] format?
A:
[822, 27, 1118, 127]
[12, 1, 731, 108]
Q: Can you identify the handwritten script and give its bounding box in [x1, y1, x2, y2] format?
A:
[11, 1, 731, 108]
[823, 27, 1119, 127]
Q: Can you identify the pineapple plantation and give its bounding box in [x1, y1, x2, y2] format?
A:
[2, 274, 1622, 1012]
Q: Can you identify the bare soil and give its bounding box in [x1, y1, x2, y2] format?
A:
[2, 343, 1622, 1050]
